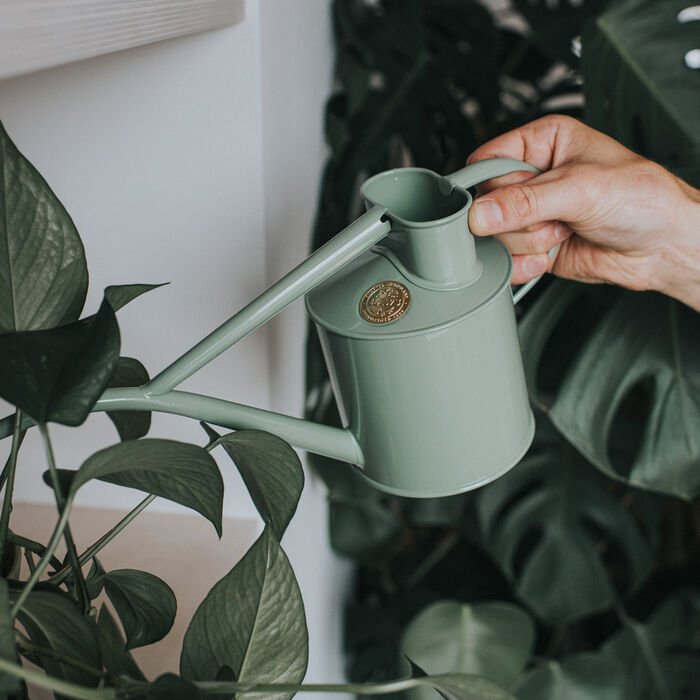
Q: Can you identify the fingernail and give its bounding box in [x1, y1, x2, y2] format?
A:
[523, 256, 545, 277]
[471, 200, 504, 231]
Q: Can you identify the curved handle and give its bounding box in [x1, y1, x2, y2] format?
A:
[446, 157, 539, 191]
[446, 158, 557, 305]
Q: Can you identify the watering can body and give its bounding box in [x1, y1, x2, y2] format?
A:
[306, 163, 537, 497]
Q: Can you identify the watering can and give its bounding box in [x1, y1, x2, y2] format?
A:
[98, 158, 546, 498]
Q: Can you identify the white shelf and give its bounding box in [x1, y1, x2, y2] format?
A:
[0, 0, 245, 81]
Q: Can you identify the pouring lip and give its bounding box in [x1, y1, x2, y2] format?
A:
[361, 167, 472, 229]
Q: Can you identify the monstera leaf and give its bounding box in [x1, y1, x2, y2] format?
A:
[582, 0, 700, 186]
[603, 588, 700, 700]
[512, 0, 610, 65]
[520, 282, 700, 499]
[476, 417, 653, 623]
[400, 600, 534, 697]
[514, 653, 628, 700]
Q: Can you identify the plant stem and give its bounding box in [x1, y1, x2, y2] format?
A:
[16, 632, 107, 680]
[23, 548, 36, 574]
[194, 677, 445, 695]
[10, 497, 74, 619]
[51, 494, 156, 586]
[8, 532, 63, 571]
[0, 411, 23, 568]
[39, 423, 90, 613]
[0, 658, 114, 700]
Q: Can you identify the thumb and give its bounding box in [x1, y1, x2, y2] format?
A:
[469, 174, 577, 236]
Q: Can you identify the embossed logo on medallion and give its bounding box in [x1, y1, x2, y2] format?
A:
[359, 281, 410, 324]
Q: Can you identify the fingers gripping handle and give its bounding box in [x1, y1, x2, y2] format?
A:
[446, 157, 558, 304]
[446, 157, 539, 191]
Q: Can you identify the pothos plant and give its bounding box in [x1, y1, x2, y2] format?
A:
[307, 1, 700, 699]
[0, 121, 517, 700]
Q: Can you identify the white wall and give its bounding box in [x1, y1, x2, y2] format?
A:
[0, 0, 349, 691]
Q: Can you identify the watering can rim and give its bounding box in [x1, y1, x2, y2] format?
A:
[360, 165, 474, 230]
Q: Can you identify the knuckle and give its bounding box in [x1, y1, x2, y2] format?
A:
[507, 184, 539, 221]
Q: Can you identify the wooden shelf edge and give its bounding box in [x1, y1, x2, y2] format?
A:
[0, 0, 245, 81]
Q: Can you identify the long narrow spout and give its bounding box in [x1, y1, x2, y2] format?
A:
[96, 387, 364, 466]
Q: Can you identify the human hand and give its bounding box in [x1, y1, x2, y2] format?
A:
[467, 115, 700, 311]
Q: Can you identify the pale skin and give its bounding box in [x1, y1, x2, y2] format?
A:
[466, 115, 700, 312]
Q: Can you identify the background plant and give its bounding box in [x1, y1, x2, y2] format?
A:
[307, 0, 700, 698]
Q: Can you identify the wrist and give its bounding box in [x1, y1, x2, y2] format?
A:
[656, 182, 700, 311]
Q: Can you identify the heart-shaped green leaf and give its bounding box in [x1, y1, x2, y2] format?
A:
[102, 569, 176, 650]
[0, 296, 120, 426]
[519, 282, 700, 499]
[13, 590, 101, 687]
[210, 430, 304, 540]
[104, 283, 166, 313]
[603, 588, 700, 700]
[400, 600, 534, 695]
[514, 653, 627, 700]
[0, 121, 87, 332]
[180, 527, 308, 699]
[476, 417, 653, 623]
[0, 579, 21, 695]
[106, 357, 151, 440]
[96, 605, 146, 682]
[69, 439, 223, 536]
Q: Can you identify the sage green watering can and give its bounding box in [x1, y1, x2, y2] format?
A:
[97, 158, 544, 498]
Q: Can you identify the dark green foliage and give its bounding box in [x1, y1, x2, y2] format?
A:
[105, 357, 152, 440]
[101, 570, 176, 650]
[583, 0, 700, 187]
[0, 122, 87, 333]
[0, 297, 120, 426]
[180, 527, 308, 700]
[0, 122, 312, 698]
[206, 427, 305, 540]
[307, 1, 700, 697]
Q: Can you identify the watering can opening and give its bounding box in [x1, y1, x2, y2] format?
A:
[361, 168, 470, 226]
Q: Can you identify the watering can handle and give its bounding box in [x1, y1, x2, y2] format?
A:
[446, 157, 559, 304]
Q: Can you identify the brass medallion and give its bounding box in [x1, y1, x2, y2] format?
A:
[359, 281, 411, 324]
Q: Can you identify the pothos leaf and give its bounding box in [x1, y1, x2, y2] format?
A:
[0, 579, 21, 695]
[519, 283, 700, 499]
[13, 590, 101, 687]
[96, 605, 146, 683]
[102, 569, 176, 650]
[104, 283, 166, 313]
[180, 527, 308, 700]
[106, 357, 151, 440]
[0, 120, 87, 332]
[476, 416, 653, 623]
[67, 439, 223, 536]
[210, 430, 304, 540]
[0, 297, 120, 426]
